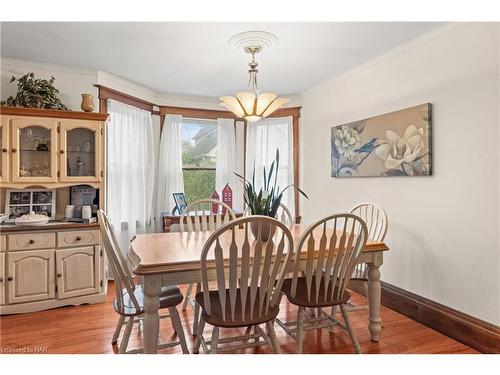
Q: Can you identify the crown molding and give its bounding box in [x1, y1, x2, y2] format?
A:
[97, 70, 157, 104]
[0, 56, 97, 77]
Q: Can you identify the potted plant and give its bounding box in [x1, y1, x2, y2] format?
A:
[235, 149, 308, 240]
[1, 72, 68, 110]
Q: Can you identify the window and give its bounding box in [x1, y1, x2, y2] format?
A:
[181, 119, 217, 203]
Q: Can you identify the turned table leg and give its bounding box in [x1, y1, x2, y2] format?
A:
[367, 254, 383, 342]
[143, 274, 161, 354]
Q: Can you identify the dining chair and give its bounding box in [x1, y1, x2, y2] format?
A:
[243, 202, 294, 226]
[98, 210, 189, 354]
[179, 199, 237, 335]
[277, 213, 368, 353]
[192, 216, 294, 353]
[348, 203, 388, 311]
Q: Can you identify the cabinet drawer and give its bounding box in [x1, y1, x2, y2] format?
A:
[57, 230, 99, 248]
[8, 232, 56, 251]
[1, 235, 6, 252]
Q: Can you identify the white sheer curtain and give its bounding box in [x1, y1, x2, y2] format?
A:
[106, 99, 155, 250]
[246, 116, 294, 214]
[157, 114, 184, 216]
[215, 118, 241, 211]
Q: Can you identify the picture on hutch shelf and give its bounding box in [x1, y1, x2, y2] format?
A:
[70, 185, 98, 217]
[173, 192, 187, 214]
[5, 188, 56, 221]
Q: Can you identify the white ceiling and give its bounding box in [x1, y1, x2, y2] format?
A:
[0, 22, 442, 97]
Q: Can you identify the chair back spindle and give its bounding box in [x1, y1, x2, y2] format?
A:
[200, 216, 294, 323]
[350, 203, 388, 280]
[181, 199, 236, 233]
[290, 213, 368, 304]
[350, 203, 388, 242]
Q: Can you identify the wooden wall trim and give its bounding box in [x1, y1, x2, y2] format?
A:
[349, 280, 500, 353]
[160, 105, 236, 119]
[160, 105, 301, 120]
[272, 106, 301, 118]
[95, 85, 158, 114]
[293, 116, 300, 223]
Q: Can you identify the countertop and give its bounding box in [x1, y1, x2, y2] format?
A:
[0, 221, 99, 233]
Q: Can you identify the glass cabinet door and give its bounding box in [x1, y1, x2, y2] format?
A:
[60, 121, 101, 182]
[0, 118, 10, 183]
[11, 118, 58, 183]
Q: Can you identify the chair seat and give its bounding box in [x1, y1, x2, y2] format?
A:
[195, 288, 280, 328]
[281, 277, 350, 308]
[114, 285, 184, 316]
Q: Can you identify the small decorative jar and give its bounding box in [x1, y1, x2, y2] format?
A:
[82, 205, 92, 220]
[81, 93, 95, 112]
[65, 205, 75, 219]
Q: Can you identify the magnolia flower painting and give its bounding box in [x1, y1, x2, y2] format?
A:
[331, 103, 432, 177]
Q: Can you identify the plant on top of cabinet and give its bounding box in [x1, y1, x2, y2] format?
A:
[1, 73, 69, 110]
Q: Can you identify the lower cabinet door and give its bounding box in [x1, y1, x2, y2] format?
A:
[56, 246, 99, 299]
[7, 249, 55, 304]
[0, 253, 5, 305]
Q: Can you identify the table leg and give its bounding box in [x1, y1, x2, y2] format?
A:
[367, 254, 383, 342]
[143, 274, 161, 354]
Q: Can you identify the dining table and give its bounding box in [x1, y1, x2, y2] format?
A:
[129, 224, 390, 354]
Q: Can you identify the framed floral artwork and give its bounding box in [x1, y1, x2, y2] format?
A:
[331, 103, 432, 177]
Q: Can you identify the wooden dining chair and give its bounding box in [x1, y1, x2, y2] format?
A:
[348, 203, 388, 311]
[98, 210, 189, 354]
[192, 216, 294, 353]
[243, 202, 294, 226]
[179, 199, 237, 334]
[277, 213, 368, 353]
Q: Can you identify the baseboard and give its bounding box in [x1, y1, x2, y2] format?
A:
[349, 280, 500, 353]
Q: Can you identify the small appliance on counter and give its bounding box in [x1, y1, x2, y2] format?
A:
[64, 203, 96, 224]
[64, 186, 98, 224]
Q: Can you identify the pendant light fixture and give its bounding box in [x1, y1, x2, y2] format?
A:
[220, 32, 289, 122]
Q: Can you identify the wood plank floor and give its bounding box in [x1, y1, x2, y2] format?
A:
[0, 282, 478, 354]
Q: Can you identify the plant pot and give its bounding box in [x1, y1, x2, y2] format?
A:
[250, 221, 276, 242]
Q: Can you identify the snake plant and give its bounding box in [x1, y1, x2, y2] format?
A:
[235, 149, 308, 217]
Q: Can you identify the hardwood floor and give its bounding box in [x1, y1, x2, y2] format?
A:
[0, 282, 478, 354]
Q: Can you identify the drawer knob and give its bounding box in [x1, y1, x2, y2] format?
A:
[75, 236, 82, 241]
[0, 277, 3, 282]
[11, 148, 17, 153]
[29, 239, 35, 244]
[60, 149, 65, 154]
[2, 148, 7, 153]
[57, 273, 62, 278]
[7, 276, 13, 281]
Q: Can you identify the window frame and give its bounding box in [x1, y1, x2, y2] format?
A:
[96, 85, 301, 222]
[180, 118, 218, 202]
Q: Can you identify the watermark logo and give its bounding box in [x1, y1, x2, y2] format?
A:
[1, 346, 48, 354]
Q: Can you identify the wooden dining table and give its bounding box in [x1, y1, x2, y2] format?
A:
[129, 224, 389, 354]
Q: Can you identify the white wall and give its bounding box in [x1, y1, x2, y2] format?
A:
[300, 23, 500, 325]
[1, 58, 98, 111]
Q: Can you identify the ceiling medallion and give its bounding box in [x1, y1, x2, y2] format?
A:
[220, 31, 289, 123]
